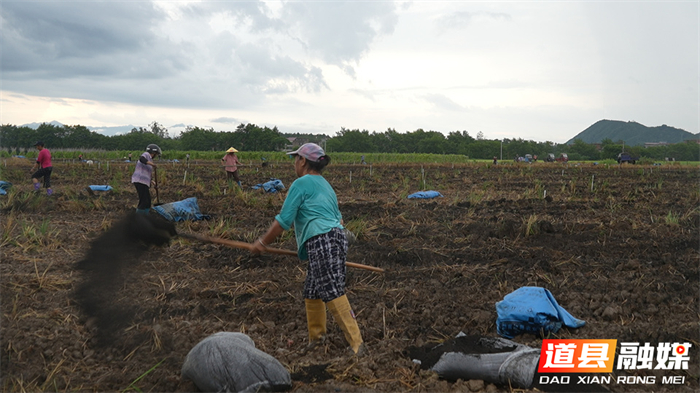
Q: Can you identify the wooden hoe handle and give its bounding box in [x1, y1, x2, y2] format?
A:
[179, 232, 385, 273]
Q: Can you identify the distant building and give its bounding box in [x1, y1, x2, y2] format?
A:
[285, 137, 307, 151]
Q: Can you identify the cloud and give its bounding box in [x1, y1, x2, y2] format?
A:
[422, 93, 464, 112]
[0, 1, 397, 110]
[0, 1, 185, 79]
[234, 43, 328, 93]
[1, 1, 696, 142]
[211, 117, 239, 124]
[349, 88, 377, 102]
[435, 11, 511, 31]
[282, 2, 399, 76]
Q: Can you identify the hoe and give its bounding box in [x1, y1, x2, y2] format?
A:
[179, 232, 385, 273]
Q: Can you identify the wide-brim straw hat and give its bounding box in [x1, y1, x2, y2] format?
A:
[226, 147, 238, 153]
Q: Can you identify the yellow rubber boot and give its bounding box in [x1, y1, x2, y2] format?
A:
[305, 299, 327, 343]
[327, 295, 364, 354]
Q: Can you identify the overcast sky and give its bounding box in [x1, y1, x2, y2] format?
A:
[1, 1, 697, 143]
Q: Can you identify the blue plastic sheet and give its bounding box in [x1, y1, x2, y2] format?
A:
[153, 197, 211, 222]
[496, 286, 585, 339]
[88, 185, 113, 192]
[251, 179, 285, 193]
[0, 181, 12, 195]
[407, 190, 443, 199]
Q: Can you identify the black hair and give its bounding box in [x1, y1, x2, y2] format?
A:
[305, 155, 331, 172]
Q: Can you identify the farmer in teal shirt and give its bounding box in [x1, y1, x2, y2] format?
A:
[250, 143, 365, 355]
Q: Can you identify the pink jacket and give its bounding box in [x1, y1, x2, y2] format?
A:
[222, 154, 240, 172]
[37, 149, 52, 168]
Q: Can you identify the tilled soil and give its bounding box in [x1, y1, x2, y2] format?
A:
[1, 159, 698, 392]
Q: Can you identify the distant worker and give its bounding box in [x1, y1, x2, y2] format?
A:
[361, 155, 367, 165]
[30, 141, 53, 196]
[128, 152, 133, 162]
[78, 153, 83, 162]
[222, 147, 242, 188]
[493, 156, 498, 165]
[131, 144, 161, 215]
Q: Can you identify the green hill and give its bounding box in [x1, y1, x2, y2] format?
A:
[566, 120, 698, 146]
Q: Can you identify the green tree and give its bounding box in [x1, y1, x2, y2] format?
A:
[327, 128, 376, 152]
[235, 123, 288, 152]
[35, 123, 66, 148]
[179, 126, 220, 151]
[0, 125, 36, 150]
[445, 131, 475, 155]
[149, 121, 169, 138]
[568, 139, 599, 160]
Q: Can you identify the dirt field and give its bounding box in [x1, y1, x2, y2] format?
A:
[1, 158, 698, 392]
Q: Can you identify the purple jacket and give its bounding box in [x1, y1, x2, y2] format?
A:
[131, 152, 153, 186]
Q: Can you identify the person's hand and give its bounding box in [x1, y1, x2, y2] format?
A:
[250, 238, 266, 256]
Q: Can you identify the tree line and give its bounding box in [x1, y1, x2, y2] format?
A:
[1, 122, 698, 161]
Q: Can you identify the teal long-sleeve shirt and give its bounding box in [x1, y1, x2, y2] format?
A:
[275, 174, 344, 260]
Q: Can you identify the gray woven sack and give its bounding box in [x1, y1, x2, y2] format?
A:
[181, 332, 292, 393]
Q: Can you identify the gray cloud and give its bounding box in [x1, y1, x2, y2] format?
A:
[1, 1, 395, 110]
[4, 1, 693, 142]
[282, 2, 399, 76]
[0, 1, 186, 79]
[192, 1, 279, 32]
[234, 43, 328, 93]
[211, 117, 239, 124]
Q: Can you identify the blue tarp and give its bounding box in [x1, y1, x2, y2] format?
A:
[407, 190, 443, 199]
[252, 179, 285, 193]
[153, 197, 211, 222]
[496, 286, 585, 339]
[0, 181, 12, 195]
[88, 185, 113, 192]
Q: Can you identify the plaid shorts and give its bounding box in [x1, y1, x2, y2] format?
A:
[303, 227, 348, 302]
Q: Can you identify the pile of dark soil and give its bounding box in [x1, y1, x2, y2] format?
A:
[407, 335, 519, 370]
